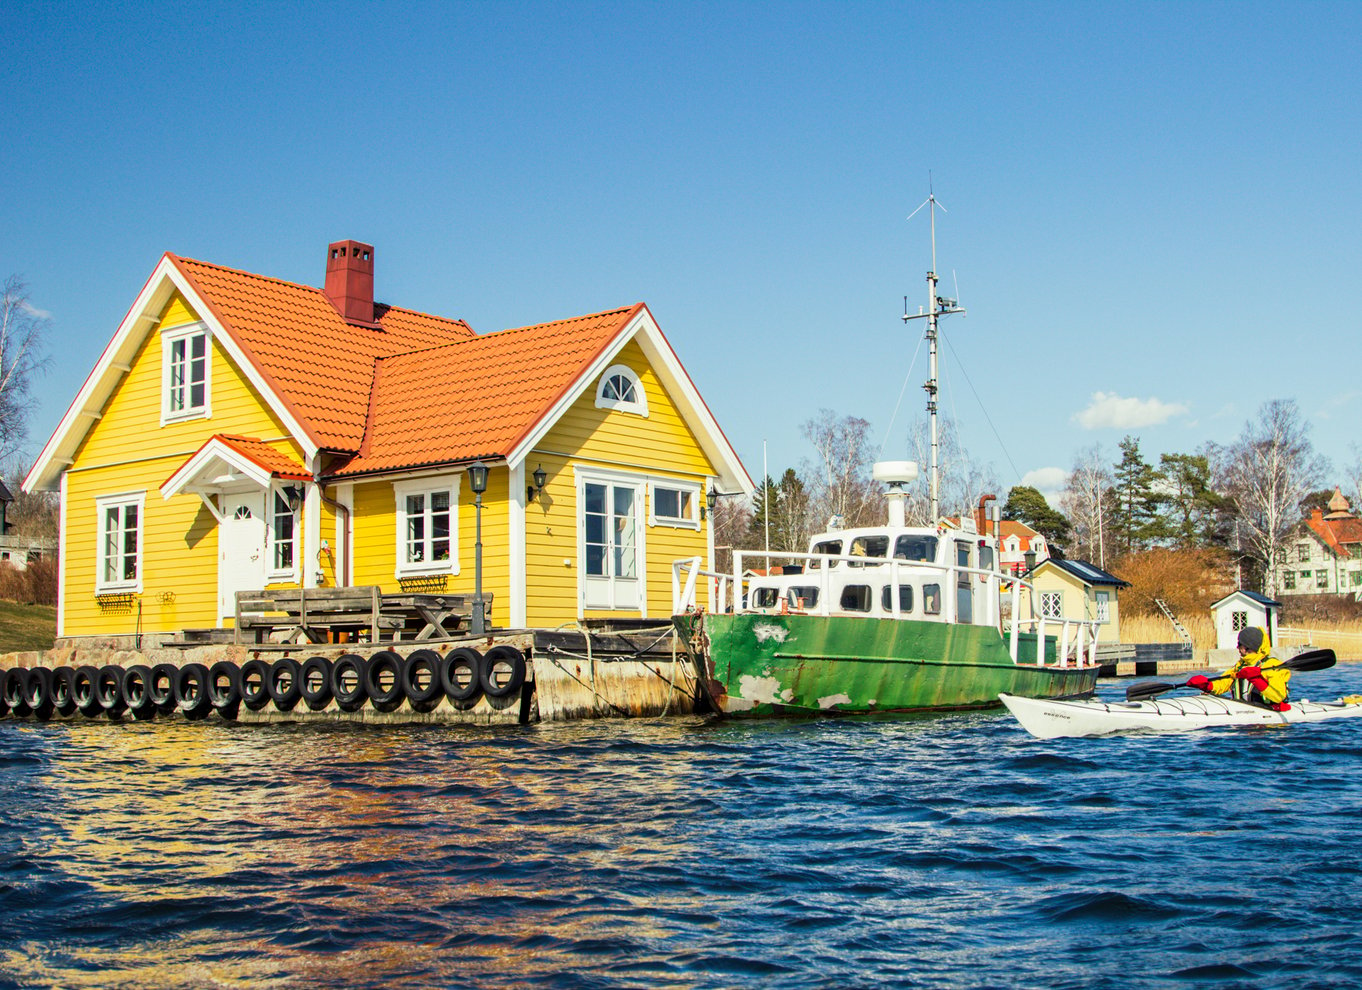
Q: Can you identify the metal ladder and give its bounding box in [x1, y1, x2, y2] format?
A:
[1154, 598, 1193, 648]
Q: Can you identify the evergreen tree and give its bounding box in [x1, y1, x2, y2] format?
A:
[1001, 485, 1071, 547]
[1110, 436, 1164, 553]
[1159, 450, 1231, 547]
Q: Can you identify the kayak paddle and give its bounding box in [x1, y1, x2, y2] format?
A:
[1125, 648, 1338, 702]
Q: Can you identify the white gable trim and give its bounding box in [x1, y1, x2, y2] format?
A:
[24, 255, 318, 493]
[161, 436, 277, 499]
[506, 306, 752, 496]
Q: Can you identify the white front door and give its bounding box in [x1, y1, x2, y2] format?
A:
[581, 479, 643, 611]
[219, 492, 267, 618]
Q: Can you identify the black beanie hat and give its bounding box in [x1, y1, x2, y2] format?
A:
[1237, 627, 1264, 652]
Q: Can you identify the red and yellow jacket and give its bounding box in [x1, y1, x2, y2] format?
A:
[1206, 632, 1290, 704]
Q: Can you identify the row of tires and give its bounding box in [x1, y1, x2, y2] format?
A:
[0, 646, 527, 721]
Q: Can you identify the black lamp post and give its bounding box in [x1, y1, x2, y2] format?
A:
[468, 460, 489, 634]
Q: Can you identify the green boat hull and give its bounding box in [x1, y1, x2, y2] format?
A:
[673, 612, 1100, 716]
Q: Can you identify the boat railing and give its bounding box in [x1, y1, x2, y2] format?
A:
[674, 550, 1101, 669]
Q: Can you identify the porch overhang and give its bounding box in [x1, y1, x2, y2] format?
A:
[161, 435, 311, 520]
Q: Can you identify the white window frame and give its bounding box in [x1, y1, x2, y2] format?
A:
[161, 322, 212, 424]
[96, 491, 145, 593]
[266, 486, 300, 584]
[649, 480, 700, 529]
[1041, 590, 1063, 619]
[393, 476, 461, 578]
[576, 466, 647, 613]
[1094, 590, 1110, 623]
[594, 364, 648, 416]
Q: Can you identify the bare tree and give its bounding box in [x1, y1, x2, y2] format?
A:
[1060, 444, 1114, 566]
[907, 415, 999, 524]
[711, 491, 752, 576]
[1217, 399, 1328, 597]
[801, 410, 881, 531]
[0, 277, 52, 461]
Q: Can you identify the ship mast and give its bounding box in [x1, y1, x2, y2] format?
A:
[903, 191, 965, 522]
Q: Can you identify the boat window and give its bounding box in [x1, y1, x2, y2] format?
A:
[979, 545, 995, 570]
[752, 587, 780, 608]
[839, 585, 872, 612]
[788, 586, 819, 609]
[848, 536, 889, 566]
[812, 539, 842, 557]
[881, 585, 914, 612]
[956, 542, 972, 568]
[894, 535, 938, 562]
[923, 583, 942, 615]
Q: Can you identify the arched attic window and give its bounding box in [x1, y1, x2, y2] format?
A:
[595, 364, 648, 416]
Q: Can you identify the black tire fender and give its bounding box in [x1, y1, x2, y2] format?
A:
[364, 650, 405, 712]
[330, 653, 368, 712]
[24, 667, 55, 721]
[120, 664, 156, 715]
[73, 666, 102, 717]
[401, 650, 444, 708]
[96, 665, 127, 714]
[50, 667, 77, 717]
[239, 658, 273, 711]
[149, 663, 180, 715]
[174, 663, 214, 720]
[3, 667, 30, 716]
[208, 661, 242, 710]
[267, 657, 303, 712]
[440, 648, 484, 702]
[480, 645, 527, 699]
[299, 656, 334, 711]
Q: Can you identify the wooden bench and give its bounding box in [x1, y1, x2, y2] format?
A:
[234, 586, 401, 645]
[383, 593, 491, 640]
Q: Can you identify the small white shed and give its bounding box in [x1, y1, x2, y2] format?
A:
[1210, 590, 1282, 650]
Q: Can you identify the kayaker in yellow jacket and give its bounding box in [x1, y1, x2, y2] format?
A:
[1188, 626, 1291, 710]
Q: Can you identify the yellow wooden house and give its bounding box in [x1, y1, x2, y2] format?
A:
[1026, 558, 1130, 645]
[24, 240, 751, 646]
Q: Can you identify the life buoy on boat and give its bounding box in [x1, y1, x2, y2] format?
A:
[440, 648, 483, 703]
[330, 653, 368, 712]
[299, 656, 334, 711]
[365, 651, 405, 712]
[480, 645, 526, 699]
[174, 663, 214, 720]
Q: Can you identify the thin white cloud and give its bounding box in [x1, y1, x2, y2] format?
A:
[1021, 467, 1068, 506]
[1074, 392, 1189, 430]
[20, 301, 52, 320]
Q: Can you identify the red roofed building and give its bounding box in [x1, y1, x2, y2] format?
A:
[25, 241, 751, 644]
[1270, 488, 1362, 598]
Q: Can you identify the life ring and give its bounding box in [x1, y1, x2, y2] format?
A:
[208, 661, 242, 713]
[364, 651, 405, 712]
[73, 666, 102, 717]
[150, 663, 180, 715]
[23, 667, 54, 721]
[440, 648, 483, 703]
[174, 663, 213, 720]
[401, 650, 444, 710]
[330, 653, 368, 712]
[50, 667, 77, 717]
[96, 665, 128, 715]
[239, 658, 273, 712]
[299, 656, 334, 711]
[267, 657, 303, 712]
[480, 645, 526, 699]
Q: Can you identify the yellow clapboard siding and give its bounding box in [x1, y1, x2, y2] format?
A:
[60, 291, 311, 637]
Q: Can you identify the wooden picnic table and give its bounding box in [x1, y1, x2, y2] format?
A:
[234, 587, 490, 644]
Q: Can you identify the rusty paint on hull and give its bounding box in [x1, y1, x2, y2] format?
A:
[674, 612, 1099, 716]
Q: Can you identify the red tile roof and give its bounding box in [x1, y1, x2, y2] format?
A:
[172, 255, 475, 452]
[212, 435, 312, 481]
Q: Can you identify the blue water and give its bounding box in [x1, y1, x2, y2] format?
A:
[4, 667, 1362, 990]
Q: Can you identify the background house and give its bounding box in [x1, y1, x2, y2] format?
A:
[24, 241, 750, 646]
[1026, 558, 1131, 645]
[1270, 488, 1362, 599]
[1210, 589, 1281, 651]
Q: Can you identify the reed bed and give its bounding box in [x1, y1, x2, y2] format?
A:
[1120, 613, 1362, 662]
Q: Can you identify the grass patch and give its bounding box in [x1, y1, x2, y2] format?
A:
[0, 600, 57, 653]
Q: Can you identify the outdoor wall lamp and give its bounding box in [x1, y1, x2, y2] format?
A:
[468, 460, 488, 635]
[527, 463, 548, 503]
[704, 486, 740, 521]
[282, 484, 305, 512]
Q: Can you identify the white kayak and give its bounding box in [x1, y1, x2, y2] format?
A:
[999, 691, 1362, 739]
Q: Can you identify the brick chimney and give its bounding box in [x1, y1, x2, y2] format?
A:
[324, 240, 377, 326]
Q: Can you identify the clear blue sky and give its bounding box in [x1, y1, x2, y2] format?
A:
[4, 1, 1359, 503]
